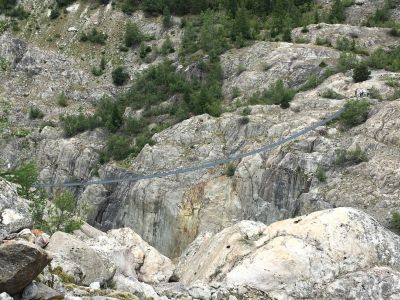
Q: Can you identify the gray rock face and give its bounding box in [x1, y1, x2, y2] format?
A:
[220, 41, 340, 98]
[94, 69, 400, 258]
[46, 231, 116, 286]
[0, 179, 31, 240]
[175, 208, 400, 299]
[0, 240, 52, 294]
[292, 23, 400, 52]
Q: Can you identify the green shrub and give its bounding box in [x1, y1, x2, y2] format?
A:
[368, 87, 382, 100]
[139, 43, 152, 59]
[1, 161, 38, 198]
[29, 107, 45, 119]
[337, 52, 358, 72]
[80, 29, 108, 44]
[49, 8, 60, 19]
[120, 0, 137, 14]
[329, 0, 346, 23]
[335, 37, 355, 52]
[391, 211, 400, 233]
[385, 78, 400, 87]
[241, 107, 251, 116]
[123, 117, 147, 134]
[47, 191, 84, 234]
[57, 92, 68, 107]
[112, 66, 129, 86]
[367, 47, 400, 72]
[124, 21, 144, 47]
[353, 64, 371, 82]
[162, 6, 172, 29]
[61, 113, 98, 137]
[319, 89, 345, 99]
[316, 37, 331, 46]
[389, 27, 400, 37]
[299, 74, 323, 91]
[263, 79, 296, 108]
[92, 66, 103, 76]
[335, 145, 368, 166]
[239, 116, 250, 125]
[101, 134, 133, 161]
[160, 37, 175, 55]
[225, 163, 236, 177]
[315, 166, 326, 183]
[339, 99, 370, 127]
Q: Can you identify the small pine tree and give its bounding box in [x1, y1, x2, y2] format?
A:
[353, 64, 371, 82]
[124, 22, 143, 47]
[162, 6, 172, 29]
[112, 66, 129, 86]
[329, 0, 346, 23]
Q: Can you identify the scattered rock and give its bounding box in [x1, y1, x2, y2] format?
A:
[0, 240, 52, 294]
[0, 293, 13, 300]
[89, 282, 101, 290]
[0, 179, 32, 240]
[46, 231, 116, 286]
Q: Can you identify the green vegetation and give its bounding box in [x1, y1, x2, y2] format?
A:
[0, 56, 8, 71]
[160, 37, 175, 55]
[329, 0, 346, 24]
[315, 166, 326, 183]
[365, 0, 398, 27]
[1, 161, 38, 198]
[367, 46, 400, 72]
[352, 64, 370, 82]
[80, 29, 108, 45]
[249, 79, 295, 108]
[225, 163, 236, 177]
[391, 211, 400, 234]
[368, 87, 382, 100]
[124, 21, 147, 47]
[112, 66, 129, 86]
[0, 0, 29, 19]
[0, 20, 9, 34]
[92, 56, 107, 77]
[0, 161, 84, 234]
[319, 89, 345, 99]
[335, 145, 368, 166]
[29, 107, 45, 119]
[57, 92, 68, 107]
[339, 99, 370, 127]
[386, 78, 400, 88]
[337, 52, 358, 72]
[51, 266, 76, 284]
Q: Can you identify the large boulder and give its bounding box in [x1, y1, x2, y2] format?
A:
[0, 179, 31, 240]
[0, 240, 52, 294]
[46, 231, 116, 286]
[78, 226, 175, 284]
[175, 208, 400, 299]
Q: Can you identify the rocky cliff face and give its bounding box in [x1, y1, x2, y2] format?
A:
[176, 207, 400, 299]
[1, 1, 400, 298]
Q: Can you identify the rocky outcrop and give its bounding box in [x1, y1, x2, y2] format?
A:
[46, 231, 116, 286]
[93, 70, 400, 258]
[0, 179, 31, 240]
[76, 226, 175, 285]
[0, 240, 52, 294]
[292, 23, 400, 52]
[175, 207, 400, 299]
[220, 41, 340, 98]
